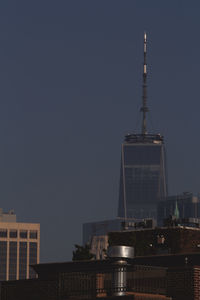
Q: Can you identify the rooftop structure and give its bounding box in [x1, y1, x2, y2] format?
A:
[83, 218, 148, 245]
[83, 218, 155, 259]
[0, 208, 16, 223]
[109, 226, 200, 257]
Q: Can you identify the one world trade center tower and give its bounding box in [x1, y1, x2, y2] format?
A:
[118, 33, 167, 219]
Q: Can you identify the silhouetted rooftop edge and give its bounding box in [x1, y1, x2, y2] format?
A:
[124, 133, 164, 143]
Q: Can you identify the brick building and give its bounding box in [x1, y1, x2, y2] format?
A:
[0, 260, 172, 300]
[166, 266, 200, 300]
[1, 257, 200, 299]
[108, 226, 200, 256]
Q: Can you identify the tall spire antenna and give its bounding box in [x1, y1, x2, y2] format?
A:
[141, 32, 149, 135]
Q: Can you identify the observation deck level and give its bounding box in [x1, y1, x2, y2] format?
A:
[124, 133, 164, 144]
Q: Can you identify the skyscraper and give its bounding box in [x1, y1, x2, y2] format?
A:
[118, 33, 168, 219]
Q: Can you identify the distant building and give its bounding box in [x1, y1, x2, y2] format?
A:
[118, 134, 168, 219]
[83, 218, 132, 245]
[117, 34, 167, 220]
[83, 218, 155, 259]
[109, 226, 200, 257]
[0, 209, 40, 281]
[83, 218, 156, 245]
[90, 235, 108, 260]
[0, 209, 16, 223]
[157, 192, 200, 226]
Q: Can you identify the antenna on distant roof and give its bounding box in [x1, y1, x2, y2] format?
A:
[140, 32, 149, 135]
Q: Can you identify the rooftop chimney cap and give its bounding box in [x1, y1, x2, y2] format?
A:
[107, 246, 134, 259]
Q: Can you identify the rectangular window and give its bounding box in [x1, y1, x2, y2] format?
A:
[0, 229, 7, 238]
[0, 241, 7, 281]
[30, 231, 37, 239]
[19, 242, 27, 279]
[29, 242, 38, 279]
[20, 230, 27, 239]
[9, 242, 17, 280]
[10, 230, 17, 238]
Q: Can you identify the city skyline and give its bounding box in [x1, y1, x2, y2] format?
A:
[0, 1, 199, 261]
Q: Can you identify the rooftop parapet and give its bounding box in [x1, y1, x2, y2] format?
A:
[124, 133, 164, 144]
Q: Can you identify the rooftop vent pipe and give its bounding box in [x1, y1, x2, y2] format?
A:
[107, 246, 134, 296]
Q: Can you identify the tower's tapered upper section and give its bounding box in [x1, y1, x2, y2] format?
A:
[124, 33, 164, 144]
[140, 32, 149, 135]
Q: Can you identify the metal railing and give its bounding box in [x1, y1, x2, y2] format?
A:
[59, 264, 167, 299]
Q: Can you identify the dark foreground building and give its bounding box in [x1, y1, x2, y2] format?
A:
[2, 256, 200, 300]
[109, 226, 200, 256]
[0, 259, 171, 300]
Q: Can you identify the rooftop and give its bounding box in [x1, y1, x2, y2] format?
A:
[124, 133, 164, 144]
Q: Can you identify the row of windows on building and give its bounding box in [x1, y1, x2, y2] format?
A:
[0, 230, 38, 239]
[0, 241, 38, 281]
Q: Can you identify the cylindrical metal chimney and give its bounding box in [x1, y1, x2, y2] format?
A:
[107, 246, 134, 296]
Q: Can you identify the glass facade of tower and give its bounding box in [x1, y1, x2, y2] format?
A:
[118, 134, 167, 219]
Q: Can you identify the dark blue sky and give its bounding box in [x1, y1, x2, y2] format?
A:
[0, 1, 200, 261]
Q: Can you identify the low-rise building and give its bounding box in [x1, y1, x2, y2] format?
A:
[83, 218, 155, 259]
[0, 209, 40, 281]
[109, 226, 200, 257]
